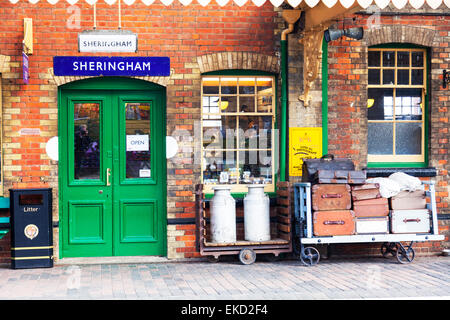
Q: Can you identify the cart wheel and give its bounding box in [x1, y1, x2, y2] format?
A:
[300, 247, 320, 266]
[207, 256, 220, 263]
[381, 242, 398, 258]
[396, 246, 415, 264]
[239, 249, 256, 265]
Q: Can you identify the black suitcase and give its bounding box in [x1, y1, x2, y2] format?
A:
[302, 154, 355, 183]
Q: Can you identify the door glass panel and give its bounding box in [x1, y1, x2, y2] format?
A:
[74, 103, 100, 180]
[125, 102, 151, 179]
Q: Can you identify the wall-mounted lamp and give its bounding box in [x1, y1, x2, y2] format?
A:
[443, 70, 450, 89]
[324, 27, 364, 43]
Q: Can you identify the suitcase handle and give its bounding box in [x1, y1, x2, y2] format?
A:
[403, 218, 421, 223]
[321, 194, 342, 199]
[323, 220, 345, 225]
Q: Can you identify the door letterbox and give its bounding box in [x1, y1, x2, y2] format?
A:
[10, 188, 53, 269]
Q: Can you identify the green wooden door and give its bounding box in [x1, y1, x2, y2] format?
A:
[59, 78, 166, 258]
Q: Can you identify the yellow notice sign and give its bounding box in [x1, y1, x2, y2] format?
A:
[289, 127, 322, 176]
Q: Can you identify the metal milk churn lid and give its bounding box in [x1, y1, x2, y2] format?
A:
[210, 186, 236, 243]
[244, 185, 270, 242]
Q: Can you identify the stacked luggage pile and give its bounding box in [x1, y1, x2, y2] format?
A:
[303, 155, 431, 236]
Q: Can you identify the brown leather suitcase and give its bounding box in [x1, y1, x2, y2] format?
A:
[353, 198, 389, 217]
[312, 184, 351, 211]
[351, 184, 381, 201]
[390, 190, 427, 210]
[313, 210, 356, 236]
[314, 170, 366, 184]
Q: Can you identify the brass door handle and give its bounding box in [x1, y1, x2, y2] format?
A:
[106, 168, 111, 186]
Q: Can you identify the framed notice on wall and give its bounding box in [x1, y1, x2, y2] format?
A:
[289, 127, 322, 177]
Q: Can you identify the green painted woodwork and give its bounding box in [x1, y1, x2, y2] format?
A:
[321, 38, 329, 155]
[367, 44, 430, 168]
[59, 77, 167, 258]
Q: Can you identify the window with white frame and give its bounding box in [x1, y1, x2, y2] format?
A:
[367, 48, 427, 164]
[201, 75, 276, 193]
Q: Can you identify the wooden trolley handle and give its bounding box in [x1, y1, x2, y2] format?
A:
[321, 194, 342, 199]
[403, 218, 421, 223]
[323, 220, 345, 225]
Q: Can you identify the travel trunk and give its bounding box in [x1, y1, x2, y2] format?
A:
[355, 217, 389, 234]
[353, 198, 389, 217]
[351, 183, 381, 201]
[301, 155, 354, 183]
[313, 210, 356, 236]
[311, 184, 351, 211]
[390, 190, 427, 210]
[314, 170, 366, 184]
[390, 209, 431, 234]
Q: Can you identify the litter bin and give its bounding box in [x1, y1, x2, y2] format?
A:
[10, 188, 53, 269]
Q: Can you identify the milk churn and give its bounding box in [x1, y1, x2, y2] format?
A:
[244, 185, 270, 241]
[210, 186, 236, 243]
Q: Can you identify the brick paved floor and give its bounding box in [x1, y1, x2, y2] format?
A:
[0, 256, 449, 300]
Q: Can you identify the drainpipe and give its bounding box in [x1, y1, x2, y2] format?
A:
[280, 10, 301, 182]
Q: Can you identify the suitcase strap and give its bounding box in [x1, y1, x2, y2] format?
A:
[321, 194, 342, 199]
[403, 218, 421, 223]
[323, 220, 345, 225]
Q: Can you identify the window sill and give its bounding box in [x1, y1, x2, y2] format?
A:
[365, 167, 437, 178]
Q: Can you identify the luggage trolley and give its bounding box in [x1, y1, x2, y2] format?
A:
[293, 181, 445, 266]
[195, 183, 293, 265]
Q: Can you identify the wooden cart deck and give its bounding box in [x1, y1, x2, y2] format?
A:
[195, 182, 293, 264]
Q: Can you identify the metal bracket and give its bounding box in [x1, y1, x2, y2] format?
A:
[443, 70, 450, 89]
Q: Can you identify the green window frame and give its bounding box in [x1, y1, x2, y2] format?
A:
[367, 44, 429, 168]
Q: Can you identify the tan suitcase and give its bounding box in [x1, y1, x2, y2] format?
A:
[313, 210, 355, 236]
[390, 190, 427, 210]
[312, 184, 351, 211]
[353, 198, 389, 217]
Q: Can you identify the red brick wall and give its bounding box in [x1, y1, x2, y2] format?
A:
[325, 12, 450, 253]
[0, 2, 278, 263]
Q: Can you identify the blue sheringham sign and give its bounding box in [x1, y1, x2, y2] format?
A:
[53, 56, 170, 77]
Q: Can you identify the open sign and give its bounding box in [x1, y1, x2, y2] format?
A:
[126, 134, 149, 152]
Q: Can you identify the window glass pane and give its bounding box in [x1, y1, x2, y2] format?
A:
[411, 69, 423, 85]
[203, 96, 219, 114]
[383, 51, 395, 67]
[221, 78, 237, 94]
[411, 51, 424, 67]
[395, 122, 422, 155]
[202, 150, 237, 185]
[368, 88, 394, 120]
[383, 69, 394, 85]
[397, 51, 409, 67]
[239, 150, 272, 185]
[203, 77, 219, 94]
[368, 51, 380, 67]
[368, 122, 393, 155]
[238, 116, 272, 149]
[125, 103, 151, 179]
[220, 96, 237, 113]
[395, 88, 423, 121]
[203, 116, 236, 149]
[397, 69, 409, 85]
[257, 95, 272, 113]
[239, 96, 255, 113]
[74, 103, 100, 180]
[239, 77, 255, 94]
[257, 78, 272, 94]
[368, 69, 380, 85]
